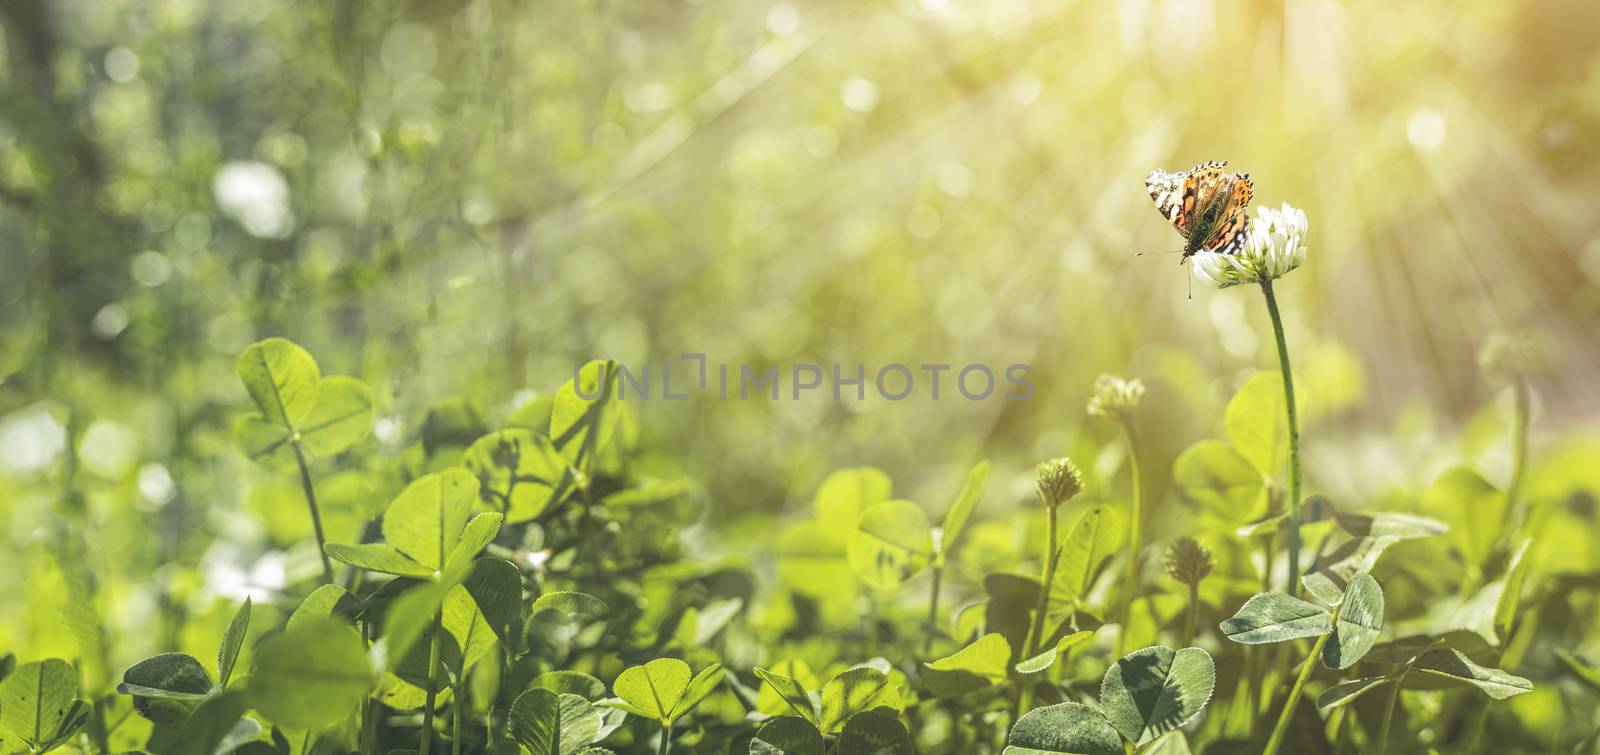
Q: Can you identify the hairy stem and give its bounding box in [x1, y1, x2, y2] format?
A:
[291, 441, 335, 585]
[1260, 280, 1302, 596]
[1263, 632, 1329, 755]
[1015, 501, 1062, 720]
[1117, 421, 1144, 655]
[1181, 582, 1199, 648]
[420, 610, 443, 755]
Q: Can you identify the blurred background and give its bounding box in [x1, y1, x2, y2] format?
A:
[1, 0, 1597, 660]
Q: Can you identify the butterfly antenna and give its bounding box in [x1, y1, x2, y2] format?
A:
[1134, 249, 1185, 257]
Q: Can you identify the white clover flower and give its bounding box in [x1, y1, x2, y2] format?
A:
[1193, 203, 1308, 289]
[1087, 373, 1144, 423]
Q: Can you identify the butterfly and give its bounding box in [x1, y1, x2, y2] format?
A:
[1143, 160, 1254, 263]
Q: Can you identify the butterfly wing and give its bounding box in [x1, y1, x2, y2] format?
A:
[1145, 167, 1191, 236]
[1203, 170, 1254, 253]
[1148, 161, 1254, 252]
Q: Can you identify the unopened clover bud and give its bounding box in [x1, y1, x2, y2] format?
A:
[1087, 374, 1145, 423]
[1035, 457, 1083, 508]
[1164, 536, 1213, 586]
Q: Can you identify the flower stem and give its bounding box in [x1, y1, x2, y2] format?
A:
[924, 563, 944, 656]
[1181, 582, 1199, 648]
[1117, 422, 1143, 655]
[420, 610, 442, 755]
[1499, 376, 1531, 545]
[291, 441, 335, 585]
[1015, 501, 1062, 720]
[1260, 280, 1302, 596]
[1377, 676, 1402, 755]
[1262, 632, 1329, 755]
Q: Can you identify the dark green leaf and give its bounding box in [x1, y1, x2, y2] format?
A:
[217, 597, 251, 688]
[749, 716, 824, 755]
[1099, 646, 1215, 746]
[1407, 648, 1532, 699]
[1220, 593, 1332, 644]
[1003, 702, 1121, 755]
[463, 557, 523, 645]
[1323, 574, 1383, 670]
[835, 711, 912, 755]
[118, 653, 212, 727]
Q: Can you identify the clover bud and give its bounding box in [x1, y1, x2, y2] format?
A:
[1164, 536, 1213, 586]
[1087, 373, 1145, 424]
[1035, 457, 1083, 508]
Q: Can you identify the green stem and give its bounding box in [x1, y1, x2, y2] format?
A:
[924, 563, 944, 656]
[1260, 280, 1302, 596]
[1262, 632, 1329, 755]
[1015, 501, 1063, 720]
[1377, 676, 1402, 755]
[1117, 422, 1144, 655]
[291, 441, 336, 585]
[658, 721, 672, 755]
[1181, 582, 1198, 648]
[451, 681, 462, 755]
[1500, 376, 1530, 546]
[420, 610, 442, 755]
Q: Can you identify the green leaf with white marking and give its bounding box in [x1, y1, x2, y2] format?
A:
[1220, 593, 1332, 644]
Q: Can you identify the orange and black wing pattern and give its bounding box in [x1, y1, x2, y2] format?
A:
[1205, 166, 1253, 254]
[1147, 161, 1254, 254]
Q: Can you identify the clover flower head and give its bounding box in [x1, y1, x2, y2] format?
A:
[1478, 332, 1548, 381]
[1087, 373, 1145, 423]
[1035, 457, 1083, 508]
[1163, 536, 1213, 586]
[1193, 203, 1308, 289]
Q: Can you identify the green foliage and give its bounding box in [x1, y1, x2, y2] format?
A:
[1219, 593, 1332, 644]
[233, 338, 374, 464]
[1047, 503, 1124, 619]
[249, 618, 373, 730]
[1003, 702, 1121, 755]
[1002, 646, 1214, 752]
[1099, 646, 1215, 746]
[1322, 574, 1383, 670]
[816, 666, 903, 736]
[936, 460, 991, 567]
[603, 658, 724, 726]
[847, 500, 934, 589]
[6, 316, 1586, 754]
[922, 633, 1011, 697]
[1407, 648, 1533, 699]
[509, 688, 603, 755]
[325, 468, 502, 578]
[0, 660, 89, 752]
